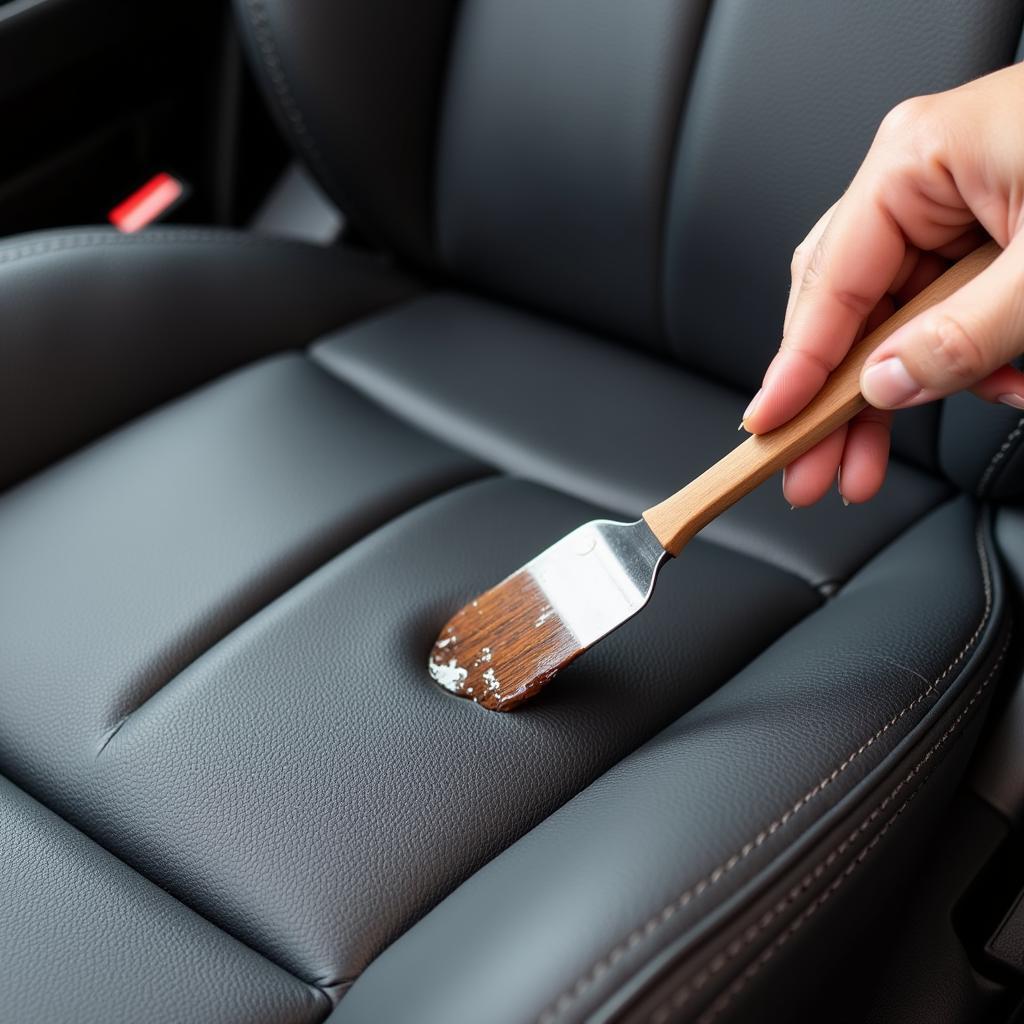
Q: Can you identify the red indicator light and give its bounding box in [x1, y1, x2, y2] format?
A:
[108, 173, 186, 233]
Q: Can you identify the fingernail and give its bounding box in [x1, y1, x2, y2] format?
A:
[861, 357, 921, 409]
[998, 393, 1024, 411]
[842, 496, 850, 507]
[789, 504, 797, 511]
[742, 388, 763, 423]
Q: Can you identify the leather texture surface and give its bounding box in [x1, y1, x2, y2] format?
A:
[974, 507, 1024, 825]
[0, 354, 483, 795]
[619, 626, 1007, 1024]
[987, 886, 1024, 977]
[0, 775, 325, 1024]
[333, 499, 1007, 1024]
[436, 0, 707, 345]
[0, 473, 817, 987]
[5, 0, 1024, 1020]
[234, 0, 458, 266]
[0, 227, 419, 492]
[828, 795, 1010, 1024]
[312, 293, 949, 587]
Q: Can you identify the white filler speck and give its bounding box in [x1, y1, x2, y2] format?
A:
[428, 657, 469, 692]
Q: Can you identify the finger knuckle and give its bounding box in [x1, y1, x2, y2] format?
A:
[876, 94, 948, 164]
[878, 95, 932, 141]
[790, 245, 807, 278]
[801, 259, 875, 319]
[926, 312, 985, 382]
[800, 255, 825, 292]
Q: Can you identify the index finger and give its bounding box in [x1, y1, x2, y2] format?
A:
[744, 171, 907, 434]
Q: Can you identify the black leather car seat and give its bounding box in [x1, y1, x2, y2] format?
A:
[3, 3, 1024, 1022]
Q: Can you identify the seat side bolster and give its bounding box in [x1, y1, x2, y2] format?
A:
[0, 227, 420, 491]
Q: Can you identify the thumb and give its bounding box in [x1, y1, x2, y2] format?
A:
[860, 239, 1024, 410]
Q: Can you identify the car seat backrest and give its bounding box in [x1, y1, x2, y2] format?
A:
[237, 0, 1024, 477]
[435, 0, 707, 346]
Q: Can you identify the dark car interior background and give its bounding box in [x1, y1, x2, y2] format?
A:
[3, 1, 1024, 1022]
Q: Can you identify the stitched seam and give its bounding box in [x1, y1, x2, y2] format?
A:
[0, 231, 310, 269]
[978, 415, 1024, 496]
[538, 520, 993, 1024]
[653, 635, 1009, 1024]
[243, 0, 334, 186]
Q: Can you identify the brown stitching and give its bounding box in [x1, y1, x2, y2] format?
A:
[679, 637, 1009, 1024]
[538, 521, 992, 1024]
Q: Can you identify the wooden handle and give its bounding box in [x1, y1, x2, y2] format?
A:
[643, 241, 1000, 556]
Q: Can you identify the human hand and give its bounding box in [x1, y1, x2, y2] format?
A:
[742, 63, 1024, 507]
